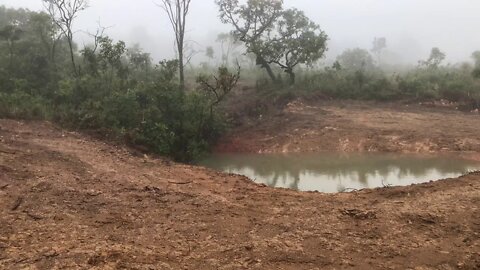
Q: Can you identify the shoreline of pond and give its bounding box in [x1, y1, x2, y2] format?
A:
[198, 152, 480, 193]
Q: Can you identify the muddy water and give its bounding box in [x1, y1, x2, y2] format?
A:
[199, 153, 480, 193]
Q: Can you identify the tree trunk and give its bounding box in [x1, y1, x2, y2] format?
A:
[67, 36, 78, 77]
[50, 39, 59, 75]
[178, 3, 185, 91]
[8, 40, 14, 74]
[178, 45, 185, 90]
[286, 69, 295, 85]
[256, 55, 276, 82]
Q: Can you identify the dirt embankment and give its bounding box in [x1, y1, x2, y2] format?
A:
[216, 100, 480, 158]
[0, 119, 479, 269]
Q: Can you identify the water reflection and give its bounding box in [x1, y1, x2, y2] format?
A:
[199, 153, 480, 193]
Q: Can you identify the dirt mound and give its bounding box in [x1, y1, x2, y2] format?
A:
[1, 119, 479, 269]
[216, 100, 480, 155]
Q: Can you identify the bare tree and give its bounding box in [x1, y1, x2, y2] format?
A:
[84, 22, 112, 55]
[371, 37, 387, 65]
[43, 0, 88, 76]
[158, 0, 192, 90]
[216, 32, 241, 67]
[197, 64, 240, 117]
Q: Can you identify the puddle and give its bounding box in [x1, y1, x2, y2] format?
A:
[199, 153, 480, 193]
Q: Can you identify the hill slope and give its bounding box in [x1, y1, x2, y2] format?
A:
[217, 100, 480, 155]
[0, 119, 479, 269]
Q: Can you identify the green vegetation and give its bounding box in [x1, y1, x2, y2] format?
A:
[213, 0, 480, 107]
[216, 0, 328, 84]
[1, 1, 480, 161]
[0, 5, 237, 162]
[289, 49, 480, 106]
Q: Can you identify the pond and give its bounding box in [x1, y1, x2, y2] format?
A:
[198, 153, 480, 193]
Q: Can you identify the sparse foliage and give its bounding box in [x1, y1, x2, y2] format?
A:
[157, 0, 192, 90]
[419, 47, 446, 69]
[42, 0, 88, 76]
[197, 64, 240, 115]
[216, 32, 242, 66]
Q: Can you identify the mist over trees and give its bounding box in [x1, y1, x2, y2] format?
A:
[371, 37, 387, 65]
[472, 51, 480, 78]
[419, 47, 446, 69]
[336, 48, 375, 71]
[1, 0, 480, 161]
[216, 32, 242, 67]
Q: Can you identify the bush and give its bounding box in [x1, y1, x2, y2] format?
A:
[131, 86, 226, 162]
[282, 65, 480, 104]
[0, 91, 50, 119]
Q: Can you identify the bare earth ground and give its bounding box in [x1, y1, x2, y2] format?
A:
[216, 100, 480, 157]
[0, 105, 479, 269]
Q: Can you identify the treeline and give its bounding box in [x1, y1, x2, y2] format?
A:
[0, 5, 238, 162]
[209, 0, 480, 108]
[285, 47, 480, 107]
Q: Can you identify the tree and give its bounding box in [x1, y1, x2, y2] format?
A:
[127, 44, 152, 80]
[205, 46, 215, 60]
[216, 0, 284, 82]
[28, 12, 62, 69]
[216, 0, 327, 84]
[472, 51, 480, 78]
[419, 47, 446, 69]
[197, 64, 240, 116]
[157, 0, 192, 90]
[265, 8, 327, 84]
[43, 0, 88, 76]
[0, 24, 23, 73]
[98, 37, 126, 80]
[0, 7, 65, 94]
[371, 37, 386, 65]
[216, 32, 241, 66]
[332, 60, 342, 71]
[336, 48, 375, 71]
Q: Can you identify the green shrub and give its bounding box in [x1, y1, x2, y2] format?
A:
[289, 66, 480, 103]
[0, 91, 50, 119]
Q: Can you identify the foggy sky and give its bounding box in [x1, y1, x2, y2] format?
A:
[3, 0, 480, 65]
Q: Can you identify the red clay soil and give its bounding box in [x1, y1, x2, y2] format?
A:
[216, 100, 480, 157]
[0, 119, 479, 269]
